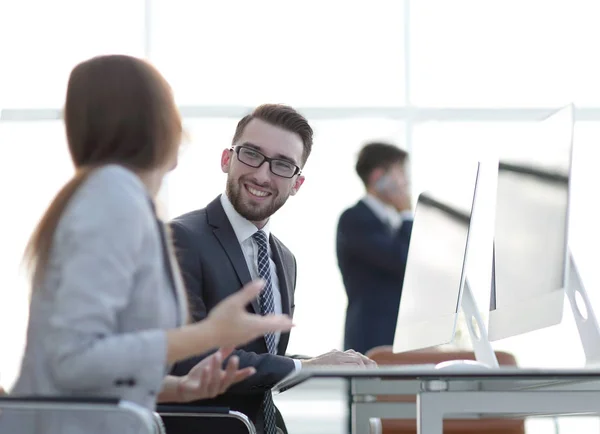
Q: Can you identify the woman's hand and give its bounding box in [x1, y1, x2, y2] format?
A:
[205, 279, 294, 347]
[176, 347, 255, 402]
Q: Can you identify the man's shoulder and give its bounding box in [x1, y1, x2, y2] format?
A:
[270, 233, 297, 272]
[339, 200, 371, 223]
[271, 233, 293, 255]
[170, 208, 209, 235]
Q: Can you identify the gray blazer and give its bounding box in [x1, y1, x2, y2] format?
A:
[1, 165, 187, 434]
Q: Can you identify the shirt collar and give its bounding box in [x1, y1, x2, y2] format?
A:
[220, 193, 271, 244]
[362, 193, 402, 229]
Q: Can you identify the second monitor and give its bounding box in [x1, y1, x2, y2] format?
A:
[488, 105, 575, 341]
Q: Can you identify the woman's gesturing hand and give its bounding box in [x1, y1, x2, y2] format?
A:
[205, 279, 294, 347]
[176, 347, 255, 401]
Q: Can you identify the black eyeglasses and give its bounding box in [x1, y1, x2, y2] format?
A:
[231, 145, 301, 179]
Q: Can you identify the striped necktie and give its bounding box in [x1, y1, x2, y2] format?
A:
[252, 230, 277, 434]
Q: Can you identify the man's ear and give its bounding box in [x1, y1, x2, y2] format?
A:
[221, 149, 232, 173]
[368, 167, 385, 187]
[290, 175, 305, 196]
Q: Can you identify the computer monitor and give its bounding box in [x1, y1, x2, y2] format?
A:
[392, 162, 482, 353]
[488, 105, 575, 341]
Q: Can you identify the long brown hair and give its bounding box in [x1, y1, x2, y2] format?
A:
[23, 54, 182, 285]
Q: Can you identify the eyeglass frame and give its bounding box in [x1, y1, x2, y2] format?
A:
[230, 145, 302, 179]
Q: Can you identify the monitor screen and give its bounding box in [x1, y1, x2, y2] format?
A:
[489, 105, 574, 340]
[393, 162, 480, 352]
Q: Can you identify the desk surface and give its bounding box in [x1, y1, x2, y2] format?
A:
[272, 365, 600, 393]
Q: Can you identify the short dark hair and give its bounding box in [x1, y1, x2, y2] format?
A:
[355, 142, 408, 186]
[232, 104, 313, 165]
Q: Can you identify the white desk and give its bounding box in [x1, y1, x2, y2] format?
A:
[273, 366, 600, 434]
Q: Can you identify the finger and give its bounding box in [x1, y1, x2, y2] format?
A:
[196, 366, 210, 398]
[219, 356, 240, 394]
[187, 352, 215, 379]
[232, 367, 256, 383]
[219, 346, 235, 361]
[223, 356, 239, 382]
[207, 352, 222, 397]
[346, 350, 377, 366]
[198, 354, 218, 399]
[357, 353, 377, 367]
[254, 314, 294, 334]
[341, 361, 364, 366]
[212, 350, 223, 370]
[338, 354, 366, 367]
[225, 355, 240, 375]
[233, 279, 266, 306]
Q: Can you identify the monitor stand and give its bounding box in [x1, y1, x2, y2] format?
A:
[436, 279, 499, 370]
[565, 251, 600, 367]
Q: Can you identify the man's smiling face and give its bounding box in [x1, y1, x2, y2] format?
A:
[221, 118, 305, 226]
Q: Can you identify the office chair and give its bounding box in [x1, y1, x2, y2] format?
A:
[156, 405, 257, 434]
[0, 396, 159, 433]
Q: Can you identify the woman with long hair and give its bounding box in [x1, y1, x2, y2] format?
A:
[2, 54, 292, 433]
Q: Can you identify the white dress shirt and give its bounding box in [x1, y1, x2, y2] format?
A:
[362, 193, 413, 230]
[220, 194, 302, 371]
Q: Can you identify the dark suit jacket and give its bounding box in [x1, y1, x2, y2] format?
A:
[163, 196, 297, 434]
[336, 200, 413, 354]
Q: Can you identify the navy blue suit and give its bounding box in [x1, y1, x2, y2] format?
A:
[336, 200, 413, 354]
[163, 197, 296, 434]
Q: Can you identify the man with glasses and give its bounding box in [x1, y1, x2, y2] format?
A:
[165, 104, 375, 434]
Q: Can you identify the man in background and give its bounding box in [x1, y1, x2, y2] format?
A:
[337, 142, 413, 355]
[166, 104, 375, 434]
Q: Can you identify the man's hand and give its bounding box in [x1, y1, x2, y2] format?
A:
[378, 167, 411, 212]
[301, 349, 377, 368]
[390, 189, 411, 213]
[381, 179, 411, 212]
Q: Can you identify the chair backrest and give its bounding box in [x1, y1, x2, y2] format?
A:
[366, 346, 518, 367]
[158, 405, 257, 434]
[0, 396, 158, 434]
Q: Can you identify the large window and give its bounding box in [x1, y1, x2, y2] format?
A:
[150, 0, 406, 106]
[0, 0, 145, 108]
[410, 1, 600, 107]
[3, 9, 600, 434]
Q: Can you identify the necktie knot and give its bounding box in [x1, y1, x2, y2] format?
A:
[252, 230, 268, 248]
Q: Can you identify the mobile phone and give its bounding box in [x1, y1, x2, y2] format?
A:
[374, 174, 397, 194]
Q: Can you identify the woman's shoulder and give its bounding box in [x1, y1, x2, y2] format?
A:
[86, 164, 148, 197]
[62, 164, 156, 233]
[82, 164, 151, 207]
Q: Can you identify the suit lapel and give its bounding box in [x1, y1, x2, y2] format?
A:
[207, 197, 261, 314]
[162, 223, 190, 326]
[270, 236, 294, 354]
[270, 238, 292, 315]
